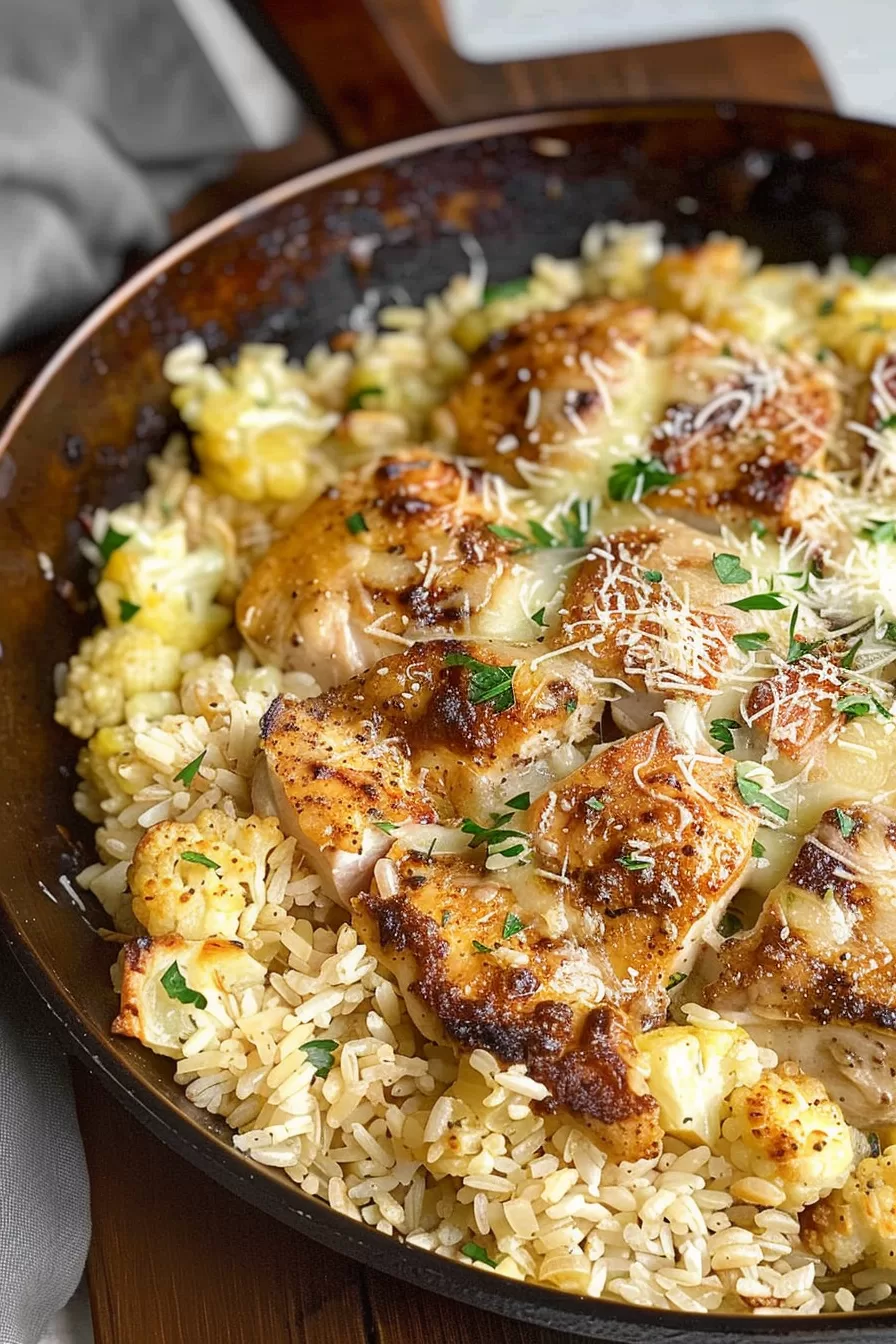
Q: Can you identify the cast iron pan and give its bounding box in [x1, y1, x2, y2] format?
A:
[2, 104, 896, 1340]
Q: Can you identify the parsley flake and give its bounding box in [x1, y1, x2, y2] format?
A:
[345, 512, 368, 535]
[346, 386, 382, 411]
[460, 813, 527, 856]
[444, 652, 516, 712]
[373, 820, 398, 834]
[666, 971, 687, 990]
[735, 763, 789, 821]
[841, 639, 862, 670]
[849, 255, 876, 277]
[718, 910, 743, 938]
[734, 630, 770, 653]
[836, 694, 892, 722]
[752, 838, 766, 858]
[299, 1039, 338, 1079]
[749, 519, 768, 538]
[817, 297, 835, 317]
[441, 910, 451, 926]
[786, 606, 825, 663]
[488, 500, 592, 553]
[530, 606, 547, 627]
[180, 850, 220, 871]
[709, 718, 740, 754]
[99, 525, 129, 562]
[174, 751, 206, 786]
[835, 808, 856, 838]
[616, 852, 653, 872]
[565, 698, 578, 715]
[861, 519, 896, 544]
[501, 912, 525, 940]
[119, 598, 140, 623]
[713, 553, 751, 585]
[505, 792, 530, 811]
[483, 278, 529, 304]
[607, 456, 679, 502]
[471, 940, 492, 954]
[584, 795, 605, 812]
[642, 569, 663, 584]
[880, 414, 896, 432]
[869, 1132, 882, 1158]
[727, 591, 787, 612]
[462, 1241, 498, 1267]
[160, 961, 207, 1009]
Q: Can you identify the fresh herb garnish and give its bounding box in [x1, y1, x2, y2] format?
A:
[727, 592, 787, 612]
[709, 718, 740, 754]
[616, 852, 654, 872]
[119, 598, 140, 623]
[818, 297, 835, 317]
[462, 1241, 498, 1267]
[607, 456, 679, 502]
[713, 553, 751, 585]
[861, 519, 896, 544]
[501, 912, 525, 940]
[505, 792, 530, 811]
[885, 623, 896, 644]
[441, 910, 451, 926]
[99, 525, 129, 562]
[584, 795, 605, 812]
[160, 960, 207, 1009]
[530, 606, 547, 627]
[460, 813, 527, 855]
[346, 386, 382, 411]
[749, 519, 768, 538]
[471, 940, 492, 954]
[373, 820, 398, 834]
[444, 652, 517, 712]
[488, 500, 592, 552]
[835, 808, 857, 838]
[174, 751, 206, 786]
[666, 971, 687, 990]
[565, 698, 578, 715]
[734, 630, 771, 653]
[720, 343, 733, 358]
[299, 1039, 339, 1079]
[180, 851, 220, 871]
[483, 278, 529, 304]
[849, 255, 876, 277]
[841, 639, 862, 670]
[752, 838, 766, 858]
[640, 569, 662, 585]
[869, 1132, 882, 1158]
[786, 606, 826, 663]
[735, 763, 789, 821]
[836, 694, 892, 722]
[880, 414, 896, 432]
[718, 910, 743, 938]
[345, 512, 368, 535]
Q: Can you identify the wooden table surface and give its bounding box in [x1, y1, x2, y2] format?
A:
[0, 9, 834, 1343]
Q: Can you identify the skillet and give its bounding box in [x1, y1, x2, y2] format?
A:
[3, 103, 896, 1340]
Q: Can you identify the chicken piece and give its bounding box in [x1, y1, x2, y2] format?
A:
[721, 1066, 854, 1211]
[647, 236, 754, 321]
[642, 331, 840, 532]
[704, 804, 896, 1127]
[112, 933, 265, 1058]
[552, 519, 748, 732]
[528, 720, 758, 1027]
[801, 1147, 896, 1271]
[353, 839, 660, 1161]
[254, 639, 606, 906]
[448, 300, 667, 497]
[236, 449, 564, 688]
[743, 649, 867, 763]
[128, 810, 284, 941]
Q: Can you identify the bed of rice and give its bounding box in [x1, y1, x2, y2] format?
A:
[63, 221, 896, 1317]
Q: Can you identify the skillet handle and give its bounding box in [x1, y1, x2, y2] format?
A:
[249, 1, 833, 154]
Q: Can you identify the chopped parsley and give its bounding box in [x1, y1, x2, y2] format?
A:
[607, 456, 679, 502]
[483, 277, 529, 304]
[836, 693, 892, 722]
[880, 414, 896, 432]
[869, 1132, 882, 1158]
[346, 386, 382, 411]
[718, 910, 743, 938]
[849, 255, 876, 277]
[299, 1039, 338, 1079]
[160, 961, 207, 1009]
[488, 499, 592, 552]
[441, 910, 451, 926]
[817, 297, 835, 317]
[501, 912, 525, 940]
[709, 718, 740, 755]
[642, 569, 663, 584]
[735, 763, 789, 821]
[98, 525, 129, 562]
[505, 792, 530, 811]
[786, 606, 825, 663]
[462, 1241, 498, 1267]
[373, 820, 398, 834]
[666, 971, 687, 990]
[584, 795, 605, 812]
[180, 851, 220, 871]
[841, 639, 862, 670]
[616, 852, 653, 872]
[726, 591, 787, 612]
[530, 606, 547, 627]
[720, 343, 733, 358]
[345, 511, 368, 535]
[835, 808, 856, 838]
[119, 598, 140, 623]
[174, 751, 206, 786]
[471, 940, 492, 954]
[733, 630, 771, 653]
[460, 812, 527, 856]
[752, 838, 766, 858]
[885, 623, 896, 644]
[444, 652, 516, 712]
[713, 553, 751, 585]
[749, 519, 768, 538]
[861, 519, 896, 544]
[565, 698, 578, 715]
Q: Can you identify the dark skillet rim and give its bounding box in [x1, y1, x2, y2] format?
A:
[3, 99, 896, 1338]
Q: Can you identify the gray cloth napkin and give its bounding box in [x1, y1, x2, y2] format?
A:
[0, 943, 90, 1344]
[0, 0, 257, 350]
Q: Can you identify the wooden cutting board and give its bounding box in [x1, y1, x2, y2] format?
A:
[50, 11, 831, 1342]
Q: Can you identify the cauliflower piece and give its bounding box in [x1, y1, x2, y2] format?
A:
[815, 279, 896, 370]
[167, 341, 339, 503]
[55, 625, 182, 739]
[112, 933, 265, 1058]
[97, 520, 230, 653]
[721, 1067, 854, 1211]
[801, 1146, 896, 1271]
[129, 809, 284, 940]
[636, 1023, 764, 1146]
[648, 236, 755, 320]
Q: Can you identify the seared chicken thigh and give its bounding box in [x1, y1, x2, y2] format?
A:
[704, 804, 896, 1127]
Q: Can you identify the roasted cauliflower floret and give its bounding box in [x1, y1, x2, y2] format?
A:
[112, 933, 265, 1057]
[636, 1022, 764, 1147]
[648, 236, 755, 320]
[721, 1068, 854, 1211]
[54, 625, 182, 739]
[97, 520, 230, 652]
[165, 340, 339, 502]
[129, 809, 284, 940]
[800, 1147, 896, 1271]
